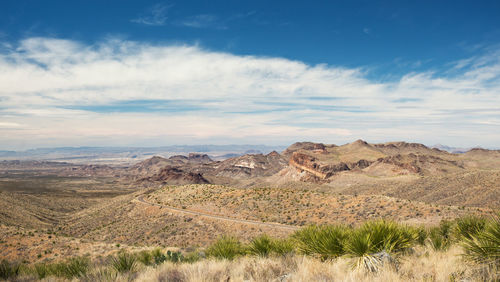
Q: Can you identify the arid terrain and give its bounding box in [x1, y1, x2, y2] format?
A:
[0, 140, 498, 280]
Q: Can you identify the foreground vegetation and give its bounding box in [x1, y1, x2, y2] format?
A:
[1, 214, 498, 281]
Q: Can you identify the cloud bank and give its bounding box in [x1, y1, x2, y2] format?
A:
[0, 37, 499, 149]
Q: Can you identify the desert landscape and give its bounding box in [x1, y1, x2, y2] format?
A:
[1, 140, 499, 281]
[2, 1, 500, 281]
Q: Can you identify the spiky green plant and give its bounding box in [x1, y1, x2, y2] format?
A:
[152, 248, 167, 264]
[461, 214, 500, 267]
[345, 232, 383, 272]
[48, 257, 90, 278]
[137, 250, 154, 266]
[247, 235, 295, 257]
[206, 236, 245, 260]
[344, 220, 418, 272]
[416, 226, 428, 246]
[34, 263, 49, 279]
[356, 220, 419, 254]
[111, 252, 137, 273]
[166, 250, 184, 263]
[247, 234, 274, 257]
[428, 227, 451, 251]
[292, 225, 351, 260]
[454, 215, 487, 241]
[269, 238, 295, 256]
[428, 220, 453, 251]
[0, 259, 21, 280]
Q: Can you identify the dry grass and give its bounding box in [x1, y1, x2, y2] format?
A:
[133, 247, 484, 282]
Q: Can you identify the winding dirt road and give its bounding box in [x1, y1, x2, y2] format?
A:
[136, 195, 298, 231]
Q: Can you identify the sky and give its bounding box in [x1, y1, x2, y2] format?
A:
[0, 0, 499, 150]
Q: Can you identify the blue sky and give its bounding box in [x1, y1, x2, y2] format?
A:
[0, 1, 499, 149]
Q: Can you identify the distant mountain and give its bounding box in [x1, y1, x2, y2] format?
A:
[0, 145, 286, 164]
[431, 144, 473, 154]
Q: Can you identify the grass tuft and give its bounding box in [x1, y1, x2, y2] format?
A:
[247, 234, 295, 257]
[206, 236, 245, 260]
[110, 251, 138, 273]
[0, 259, 21, 280]
[461, 213, 500, 267]
[292, 225, 350, 260]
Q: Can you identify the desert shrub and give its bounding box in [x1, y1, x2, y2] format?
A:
[34, 263, 50, 279]
[152, 248, 167, 264]
[354, 220, 419, 254]
[206, 236, 245, 260]
[428, 227, 451, 251]
[461, 213, 500, 267]
[345, 231, 382, 272]
[137, 250, 154, 266]
[47, 257, 90, 279]
[182, 251, 202, 263]
[0, 259, 21, 279]
[166, 250, 184, 263]
[292, 225, 350, 260]
[269, 238, 295, 256]
[247, 235, 274, 257]
[111, 252, 137, 273]
[428, 220, 453, 251]
[344, 220, 419, 272]
[454, 215, 487, 241]
[416, 226, 428, 246]
[247, 235, 295, 257]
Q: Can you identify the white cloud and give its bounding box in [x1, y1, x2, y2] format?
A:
[131, 3, 172, 26]
[176, 14, 227, 29]
[0, 37, 499, 149]
[0, 122, 22, 128]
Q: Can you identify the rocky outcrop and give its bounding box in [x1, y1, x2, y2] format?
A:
[289, 152, 350, 180]
[282, 142, 330, 156]
[214, 151, 288, 178]
[187, 153, 213, 164]
[143, 166, 209, 184]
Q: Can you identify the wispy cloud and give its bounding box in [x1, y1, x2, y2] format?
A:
[131, 3, 172, 26]
[0, 37, 499, 149]
[176, 14, 227, 29]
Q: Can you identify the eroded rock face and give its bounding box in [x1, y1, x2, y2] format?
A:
[143, 166, 210, 184]
[214, 152, 288, 178]
[282, 142, 330, 156]
[289, 152, 350, 180]
[187, 153, 213, 164]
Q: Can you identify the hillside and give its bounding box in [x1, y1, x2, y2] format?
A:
[0, 139, 498, 266]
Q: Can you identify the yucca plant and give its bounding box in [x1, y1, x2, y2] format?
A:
[454, 215, 487, 241]
[345, 232, 383, 272]
[292, 225, 351, 261]
[269, 238, 295, 256]
[247, 234, 274, 257]
[0, 259, 21, 280]
[111, 252, 138, 273]
[356, 220, 419, 254]
[461, 214, 500, 267]
[137, 250, 154, 266]
[344, 220, 418, 272]
[34, 263, 50, 279]
[206, 236, 245, 260]
[61, 257, 90, 278]
[416, 226, 428, 246]
[48, 257, 90, 279]
[428, 220, 453, 251]
[247, 235, 295, 257]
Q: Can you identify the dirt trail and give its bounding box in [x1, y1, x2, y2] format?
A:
[136, 195, 298, 231]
